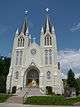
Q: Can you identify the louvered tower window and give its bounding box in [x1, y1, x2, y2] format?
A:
[15, 71, 19, 79]
[19, 51, 23, 65]
[45, 50, 48, 64]
[16, 51, 19, 65]
[49, 49, 52, 64]
[18, 37, 24, 47]
[45, 34, 52, 46]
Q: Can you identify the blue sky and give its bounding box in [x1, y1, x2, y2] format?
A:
[0, 0, 80, 56]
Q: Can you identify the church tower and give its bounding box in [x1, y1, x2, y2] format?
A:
[6, 16, 32, 92]
[40, 16, 63, 94]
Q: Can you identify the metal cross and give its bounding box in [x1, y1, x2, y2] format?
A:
[45, 8, 50, 12]
[25, 10, 28, 15]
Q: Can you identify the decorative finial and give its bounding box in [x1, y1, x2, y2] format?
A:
[29, 34, 31, 39]
[33, 37, 36, 43]
[16, 28, 19, 35]
[45, 8, 50, 12]
[26, 27, 29, 35]
[52, 26, 55, 32]
[41, 27, 44, 33]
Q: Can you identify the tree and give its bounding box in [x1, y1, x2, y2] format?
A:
[67, 69, 76, 88]
[75, 78, 80, 95]
[0, 57, 10, 93]
[67, 69, 79, 96]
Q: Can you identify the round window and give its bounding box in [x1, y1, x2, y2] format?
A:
[31, 49, 36, 55]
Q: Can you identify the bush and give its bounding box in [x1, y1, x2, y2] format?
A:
[0, 94, 11, 103]
[12, 86, 16, 93]
[46, 86, 53, 95]
[24, 96, 65, 105]
[24, 96, 80, 105]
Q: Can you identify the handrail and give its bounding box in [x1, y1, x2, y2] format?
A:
[23, 88, 31, 103]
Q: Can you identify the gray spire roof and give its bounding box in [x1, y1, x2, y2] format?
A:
[21, 17, 28, 35]
[16, 28, 19, 35]
[44, 16, 52, 34]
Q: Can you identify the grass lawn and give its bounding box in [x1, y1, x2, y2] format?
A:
[0, 93, 11, 103]
[24, 95, 80, 105]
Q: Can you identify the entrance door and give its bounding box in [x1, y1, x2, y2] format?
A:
[26, 67, 39, 87]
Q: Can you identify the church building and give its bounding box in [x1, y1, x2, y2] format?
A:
[6, 15, 63, 94]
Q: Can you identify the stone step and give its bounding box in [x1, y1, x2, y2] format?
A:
[6, 96, 23, 104]
[6, 87, 45, 104]
[27, 87, 44, 97]
[14, 88, 29, 97]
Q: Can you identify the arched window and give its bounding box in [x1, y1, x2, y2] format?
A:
[18, 37, 24, 47]
[49, 49, 52, 64]
[44, 34, 52, 46]
[19, 51, 23, 65]
[16, 51, 19, 65]
[18, 38, 20, 47]
[18, 39, 20, 47]
[47, 36, 49, 45]
[45, 50, 48, 64]
[45, 36, 47, 45]
[47, 71, 51, 79]
[58, 62, 60, 69]
[45, 49, 52, 65]
[46, 86, 52, 94]
[15, 50, 23, 65]
[15, 71, 19, 79]
[50, 37, 52, 45]
[12, 86, 16, 93]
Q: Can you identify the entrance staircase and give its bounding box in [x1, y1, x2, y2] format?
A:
[6, 88, 29, 103]
[27, 87, 45, 97]
[6, 87, 45, 103]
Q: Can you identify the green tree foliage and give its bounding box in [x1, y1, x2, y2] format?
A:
[67, 69, 76, 88]
[75, 78, 80, 95]
[67, 69, 80, 95]
[0, 57, 10, 93]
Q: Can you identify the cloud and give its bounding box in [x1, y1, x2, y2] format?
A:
[70, 22, 80, 32]
[59, 49, 80, 79]
[61, 73, 67, 79]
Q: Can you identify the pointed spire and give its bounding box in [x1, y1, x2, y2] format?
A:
[28, 34, 32, 46]
[15, 28, 19, 35]
[44, 16, 52, 34]
[26, 27, 29, 35]
[52, 26, 55, 32]
[21, 16, 28, 35]
[46, 16, 50, 31]
[21, 18, 27, 33]
[29, 34, 31, 39]
[41, 26, 44, 34]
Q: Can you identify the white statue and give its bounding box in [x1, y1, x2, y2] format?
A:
[32, 79, 36, 87]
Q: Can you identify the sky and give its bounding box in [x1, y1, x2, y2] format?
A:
[0, 0, 80, 77]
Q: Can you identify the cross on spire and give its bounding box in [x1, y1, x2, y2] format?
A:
[45, 8, 50, 12]
[25, 10, 28, 15]
[45, 8, 56, 14]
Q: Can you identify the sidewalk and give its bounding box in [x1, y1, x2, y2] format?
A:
[0, 103, 76, 107]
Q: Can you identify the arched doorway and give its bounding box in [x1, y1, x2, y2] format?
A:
[24, 66, 39, 88]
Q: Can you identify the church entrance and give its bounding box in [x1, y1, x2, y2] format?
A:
[25, 66, 39, 88]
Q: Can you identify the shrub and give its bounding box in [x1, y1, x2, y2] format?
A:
[12, 86, 16, 93]
[0, 94, 11, 103]
[24, 96, 80, 105]
[46, 86, 53, 95]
